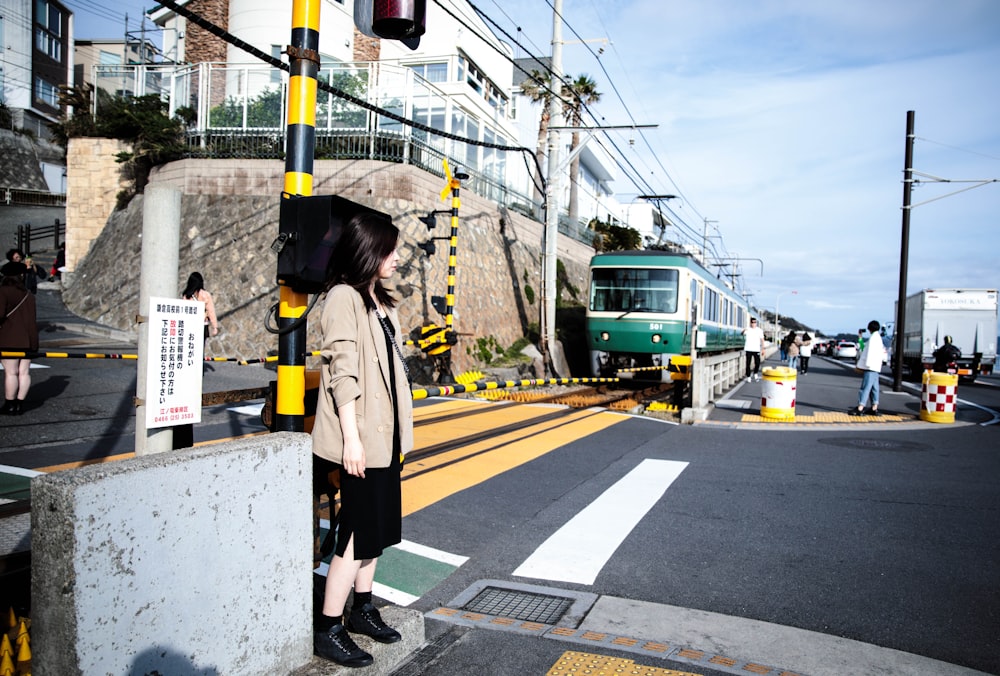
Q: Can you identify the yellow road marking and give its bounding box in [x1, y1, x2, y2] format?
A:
[547, 650, 700, 676]
[402, 408, 625, 516]
[740, 412, 912, 423]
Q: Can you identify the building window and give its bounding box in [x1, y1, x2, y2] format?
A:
[35, 77, 59, 107]
[457, 53, 508, 117]
[409, 62, 447, 83]
[99, 50, 122, 66]
[34, 0, 62, 60]
[271, 45, 283, 83]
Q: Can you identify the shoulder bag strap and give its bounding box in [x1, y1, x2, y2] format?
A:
[3, 292, 30, 321]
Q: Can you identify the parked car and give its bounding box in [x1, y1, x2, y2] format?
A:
[834, 341, 858, 359]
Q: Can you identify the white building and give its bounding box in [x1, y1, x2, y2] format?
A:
[145, 0, 617, 230]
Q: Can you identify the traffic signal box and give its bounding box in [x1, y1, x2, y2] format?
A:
[276, 193, 391, 294]
[354, 0, 426, 43]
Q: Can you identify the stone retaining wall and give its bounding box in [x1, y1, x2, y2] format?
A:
[63, 153, 595, 378]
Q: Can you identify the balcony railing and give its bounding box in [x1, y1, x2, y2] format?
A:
[89, 61, 597, 247]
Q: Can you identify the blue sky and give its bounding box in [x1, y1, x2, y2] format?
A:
[69, 0, 1000, 336]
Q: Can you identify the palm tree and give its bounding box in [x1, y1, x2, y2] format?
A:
[519, 69, 552, 218]
[562, 75, 601, 225]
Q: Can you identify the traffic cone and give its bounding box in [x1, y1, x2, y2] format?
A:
[14, 636, 29, 676]
[0, 634, 11, 658]
[3, 609, 13, 632]
[0, 650, 14, 676]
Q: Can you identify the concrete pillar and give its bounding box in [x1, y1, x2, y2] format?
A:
[135, 185, 182, 455]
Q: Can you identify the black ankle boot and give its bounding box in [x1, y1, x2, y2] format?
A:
[10, 400, 22, 415]
[0, 400, 13, 415]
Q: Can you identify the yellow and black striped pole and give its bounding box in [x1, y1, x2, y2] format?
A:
[440, 159, 463, 336]
[277, 0, 321, 432]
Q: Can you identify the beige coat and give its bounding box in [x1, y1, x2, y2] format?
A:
[311, 284, 414, 468]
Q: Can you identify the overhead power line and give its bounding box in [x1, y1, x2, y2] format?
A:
[153, 0, 541, 186]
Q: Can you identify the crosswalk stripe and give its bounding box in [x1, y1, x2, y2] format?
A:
[513, 459, 688, 585]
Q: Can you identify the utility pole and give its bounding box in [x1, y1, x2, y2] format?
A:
[701, 218, 717, 262]
[541, 0, 564, 374]
[892, 110, 915, 392]
[275, 0, 321, 432]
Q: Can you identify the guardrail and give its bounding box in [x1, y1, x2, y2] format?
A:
[686, 349, 748, 422]
[15, 219, 65, 255]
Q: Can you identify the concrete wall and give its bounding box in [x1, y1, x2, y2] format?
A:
[62, 155, 596, 377]
[31, 432, 314, 675]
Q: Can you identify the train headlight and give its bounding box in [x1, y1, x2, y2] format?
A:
[651, 334, 662, 344]
[600, 331, 610, 341]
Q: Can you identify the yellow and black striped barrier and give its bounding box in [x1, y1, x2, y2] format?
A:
[2, 350, 137, 360]
[411, 376, 619, 401]
[616, 355, 691, 381]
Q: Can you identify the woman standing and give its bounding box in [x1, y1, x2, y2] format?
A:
[786, 332, 801, 372]
[311, 211, 413, 667]
[0, 262, 39, 415]
[799, 333, 813, 374]
[181, 272, 219, 341]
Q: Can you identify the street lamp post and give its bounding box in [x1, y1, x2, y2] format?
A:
[775, 290, 797, 337]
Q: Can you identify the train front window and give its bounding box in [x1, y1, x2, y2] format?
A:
[590, 268, 679, 313]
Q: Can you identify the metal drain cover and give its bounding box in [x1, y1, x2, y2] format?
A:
[463, 586, 573, 624]
[818, 437, 929, 452]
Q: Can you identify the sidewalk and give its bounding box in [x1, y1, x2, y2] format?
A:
[33, 280, 136, 348]
[702, 353, 991, 427]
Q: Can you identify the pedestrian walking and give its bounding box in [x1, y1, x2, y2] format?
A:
[786, 332, 801, 372]
[742, 317, 765, 382]
[0, 262, 39, 415]
[311, 211, 413, 667]
[181, 272, 220, 342]
[799, 333, 812, 374]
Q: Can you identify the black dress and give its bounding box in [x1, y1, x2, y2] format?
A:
[333, 320, 403, 560]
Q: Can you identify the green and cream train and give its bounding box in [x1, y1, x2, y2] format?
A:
[587, 250, 755, 381]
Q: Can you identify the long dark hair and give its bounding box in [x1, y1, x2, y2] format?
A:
[325, 212, 399, 310]
[182, 272, 205, 299]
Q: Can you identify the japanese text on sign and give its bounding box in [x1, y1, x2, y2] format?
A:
[145, 297, 205, 428]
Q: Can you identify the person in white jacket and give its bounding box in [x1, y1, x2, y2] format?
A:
[849, 320, 886, 416]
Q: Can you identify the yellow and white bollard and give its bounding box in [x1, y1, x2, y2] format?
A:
[760, 366, 797, 421]
[920, 371, 958, 423]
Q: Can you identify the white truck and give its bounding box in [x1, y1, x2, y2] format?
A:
[896, 288, 998, 382]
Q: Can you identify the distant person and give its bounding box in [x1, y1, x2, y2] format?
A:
[857, 328, 866, 353]
[22, 255, 47, 294]
[786, 332, 801, 371]
[932, 336, 961, 373]
[849, 320, 885, 417]
[52, 243, 66, 279]
[0, 262, 39, 415]
[5, 249, 24, 264]
[799, 333, 813, 374]
[181, 272, 219, 342]
[742, 317, 765, 383]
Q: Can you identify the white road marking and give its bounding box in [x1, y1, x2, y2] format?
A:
[0, 465, 44, 477]
[513, 458, 688, 585]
